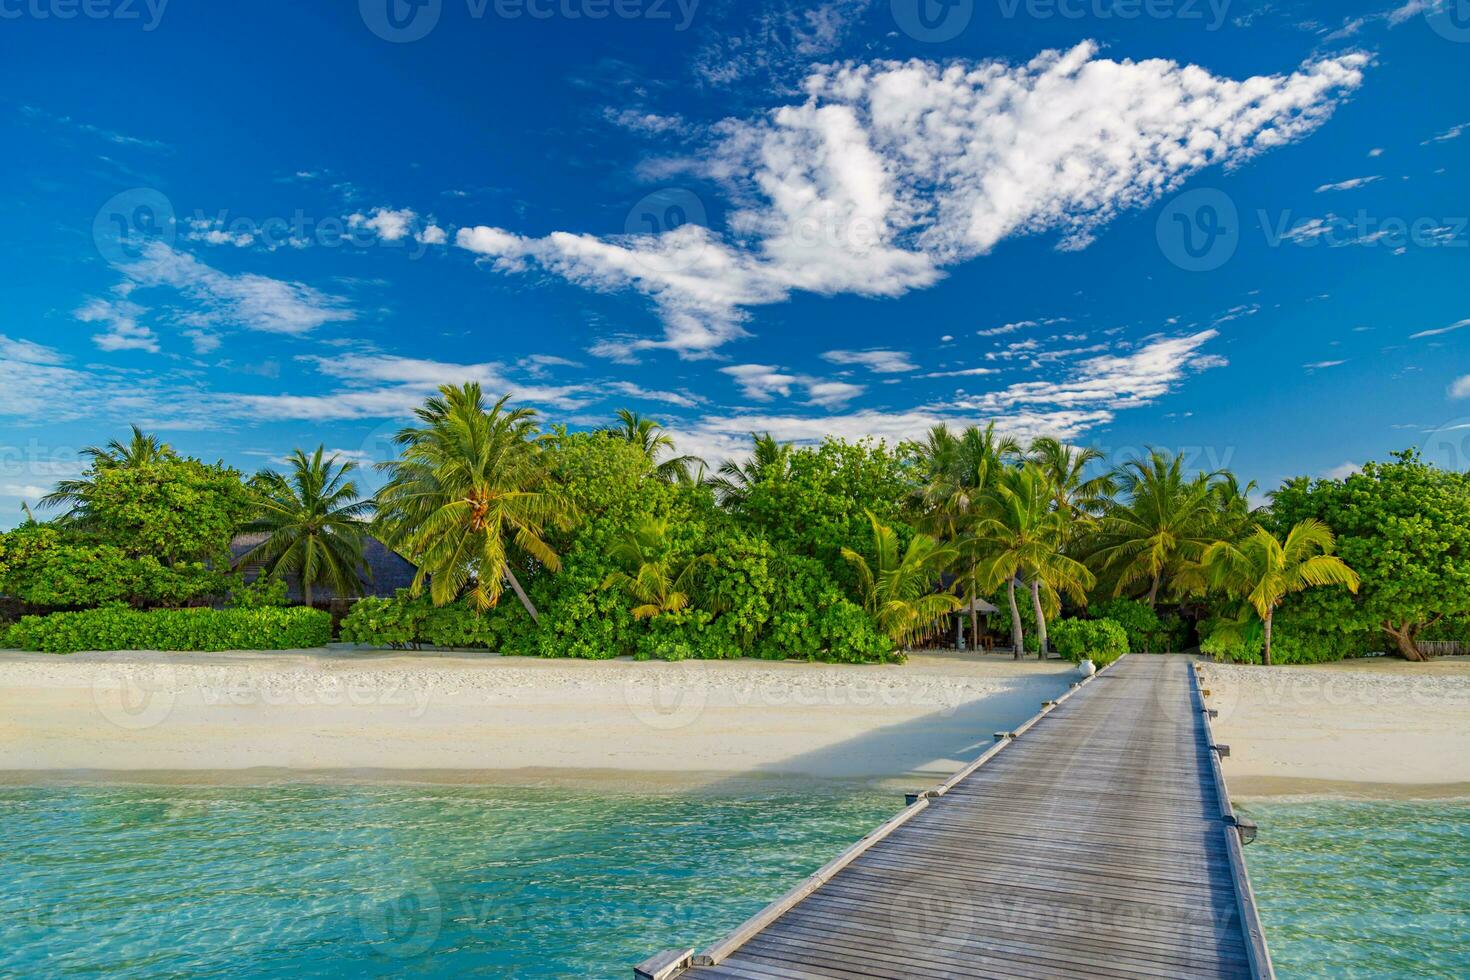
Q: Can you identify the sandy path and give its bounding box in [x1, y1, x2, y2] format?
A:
[1197, 658, 1470, 799]
[0, 649, 1077, 787]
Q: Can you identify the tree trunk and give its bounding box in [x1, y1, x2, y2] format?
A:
[968, 562, 979, 653]
[1262, 609, 1273, 667]
[304, 579, 312, 607]
[1030, 577, 1048, 660]
[1146, 573, 1161, 607]
[504, 566, 540, 624]
[1006, 575, 1023, 661]
[1382, 622, 1428, 662]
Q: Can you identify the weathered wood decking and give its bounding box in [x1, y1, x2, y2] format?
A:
[637, 655, 1272, 980]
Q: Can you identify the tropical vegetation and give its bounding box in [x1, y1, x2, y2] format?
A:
[4, 385, 1465, 665]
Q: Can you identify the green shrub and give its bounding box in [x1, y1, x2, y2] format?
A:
[1050, 618, 1128, 667]
[338, 594, 429, 648]
[227, 575, 290, 609]
[5, 606, 332, 654]
[1089, 598, 1159, 652]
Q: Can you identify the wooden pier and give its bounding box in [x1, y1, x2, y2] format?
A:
[636, 655, 1273, 980]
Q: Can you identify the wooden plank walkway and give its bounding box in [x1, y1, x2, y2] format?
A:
[637, 655, 1273, 980]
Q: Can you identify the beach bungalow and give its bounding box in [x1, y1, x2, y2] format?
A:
[229, 532, 419, 605]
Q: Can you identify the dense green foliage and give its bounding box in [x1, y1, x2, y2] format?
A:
[11, 400, 1460, 668]
[1050, 618, 1129, 667]
[0, 525, 226, 607]
[5, 606, 332, 654]
[1268, 452, 1470, 661]
[1089, 598, 1189, 653]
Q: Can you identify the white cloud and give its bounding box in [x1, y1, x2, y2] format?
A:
[820, 349, 918, 373]
[804, 380, 866, 408]
[920, 366, 1000, 379]
[75, 296, 160, 353]
[348, 208, 415, 242]
[0, 334, 69, 366]
[952, 330, 1226, 417]
[122, 242, 354, 336]
[605, 381, 703, 408]
[1423, 121, 1468, 145]
[720, 363, 864, 407]
[458, 44, 1366, 359]
[1324, 461, 1361, 480]
[720, 363, 801, 400]
[976, 321, 1037, 337]
[1304, 359, 1347, 369]
[1389, 0, 1445, 26]
[1411, 318, 1470, 339]
[235, 353, 594, 422]
[1450, 375, 1470, 399]
[1315, 176, 1381, 192]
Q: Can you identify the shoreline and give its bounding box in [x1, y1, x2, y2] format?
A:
[0, 648, 1078, 784]
[3, 650, 1467, 801]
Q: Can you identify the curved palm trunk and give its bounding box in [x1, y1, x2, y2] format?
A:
[1146, 572, 1162, 607]
[1382, 622, 1428, 662]
[1006, 575, 1023, 661]
[1030, 578, 1047, 660]
[504, 566, 540, 624]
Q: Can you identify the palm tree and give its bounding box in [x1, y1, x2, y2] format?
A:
[602, 409, 704, 483]
[911, 423, 1020, 646]
[600, 518, 714, 619]
[842, 511, 963, 649]
[1026, 437, 1115, 520]
[1201, 519, 1360, 666]
[973, 465, 1096, 659]
[707, 433, 792, 509]
[1089, 449, 1224, 606]
[374, 383, 575, 619]
[39, 425, 175, 520]
[240, 447, 372, 606]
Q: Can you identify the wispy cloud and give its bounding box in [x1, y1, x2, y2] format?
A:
[1410, 318, 1470, 339]
[1315, 176, 1381, 192]
[721, 363, 865, 407]
[820, 349, 918, 373]
[1423, 121, 1468, 145]
[122, 242, 355, 337]
[1450, 375, 1470, 399]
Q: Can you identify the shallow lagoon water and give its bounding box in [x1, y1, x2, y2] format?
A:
[3, 786, 1465, 978]
[1241, 800, 1469, 979]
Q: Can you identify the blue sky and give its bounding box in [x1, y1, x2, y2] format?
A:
[2, 0, 1467, 521]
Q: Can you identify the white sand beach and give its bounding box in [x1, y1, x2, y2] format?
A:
[7, 650, 1466, 797]
[0, 649, 1077, 788]
[1197, 658, 1470, 799]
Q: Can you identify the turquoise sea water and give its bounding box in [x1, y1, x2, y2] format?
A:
[1242, 800, 1470, 979]
[2, 787, 1465, 978]
[0, 784, 895, 979]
